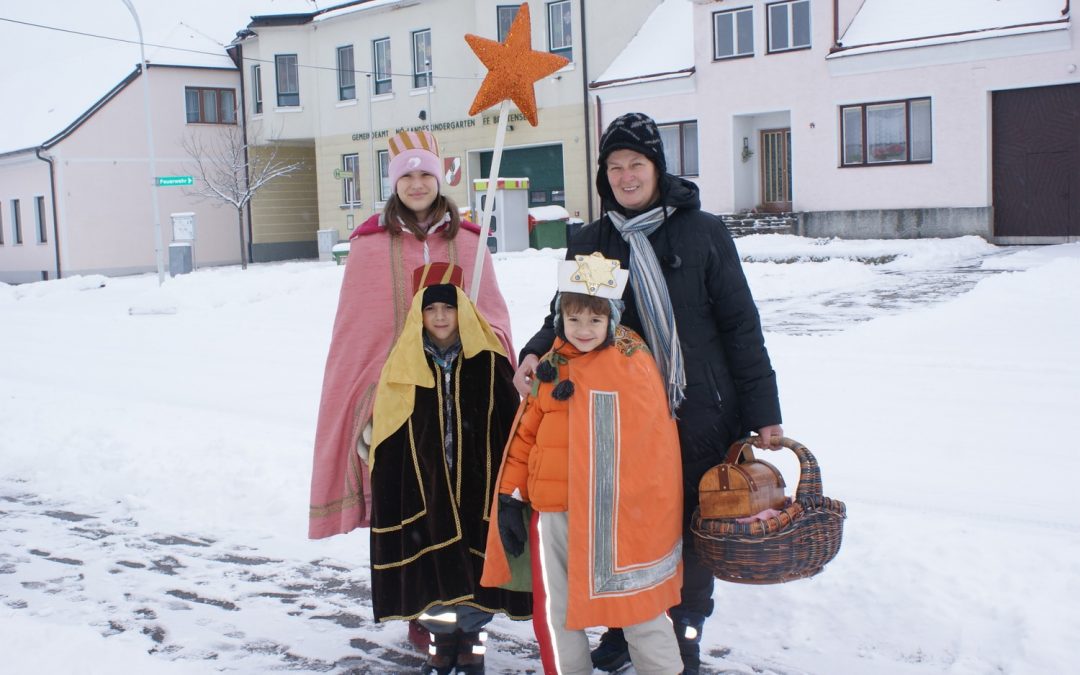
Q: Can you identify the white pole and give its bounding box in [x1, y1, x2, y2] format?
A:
[425, 59, 433, 133]
[367, 73, 377, 217]
[121, 0, 165, 285]
[469, 100, 510, 302]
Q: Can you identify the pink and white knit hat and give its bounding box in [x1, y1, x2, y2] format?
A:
[387, 130, 442, 190]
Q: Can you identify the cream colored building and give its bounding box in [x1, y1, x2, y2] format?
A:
[233, 0, 663, 260]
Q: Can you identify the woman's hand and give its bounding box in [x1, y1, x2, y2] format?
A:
[513, 354, 539, 396]
[753, 424, 784, 449]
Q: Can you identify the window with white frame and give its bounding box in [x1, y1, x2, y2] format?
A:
[767, 0, 811, 53]
[275, 54, 300, 106]
[11, 199, 22, 245]
[547, 0, 572, 59]
[338, 45, 356, 100]
[342, 154, 360, 205]
[378, 150, 392, 201]
[185, 87, 236, 124]
[0, 204, 4, 245]
[35, 196, 47, 243]
[659, 121, 699, 176]
[714, 7, 753, 60]
[373, 38, 392, 95]
[497, 5, 520, 42]
[413, 30, 432, 89]
[251, 64, 263, 114]
[841, 97, 932, 166]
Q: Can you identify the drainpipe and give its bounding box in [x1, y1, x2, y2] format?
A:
[229, 43, 255, 265]
[579, 0, 594, 222]
[35, 148, 62, 279]
[833, 0, 839, 48]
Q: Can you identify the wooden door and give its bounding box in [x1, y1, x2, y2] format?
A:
[992, 84, 1080, 237]
[760, 128, 792, 212]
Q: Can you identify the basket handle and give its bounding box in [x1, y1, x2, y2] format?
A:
[724, 436, 825, 501]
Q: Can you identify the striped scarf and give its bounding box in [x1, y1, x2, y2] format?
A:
[608, 207, 686, 416]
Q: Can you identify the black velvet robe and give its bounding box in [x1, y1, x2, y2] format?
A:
[370, 350, 532, 622]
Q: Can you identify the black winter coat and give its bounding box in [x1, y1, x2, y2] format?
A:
[521, 175, 782, 507]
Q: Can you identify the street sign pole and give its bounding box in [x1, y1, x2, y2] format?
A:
[122, 0, 165, 285]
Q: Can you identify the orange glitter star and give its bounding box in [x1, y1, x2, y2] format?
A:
[465, 2, 569, 126]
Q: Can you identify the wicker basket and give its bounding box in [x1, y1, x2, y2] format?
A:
[691, 437, 846, 584]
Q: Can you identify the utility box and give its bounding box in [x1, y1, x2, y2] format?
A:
[317, 228, 340, 262]
[169, 242, 193, 277]
[171, 212, 196, 242]
[473, 178, 530, 253]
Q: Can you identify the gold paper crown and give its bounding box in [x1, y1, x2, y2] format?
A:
[557, 252, 629, 299]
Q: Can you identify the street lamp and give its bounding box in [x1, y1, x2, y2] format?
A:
[121, 0, 166, 284]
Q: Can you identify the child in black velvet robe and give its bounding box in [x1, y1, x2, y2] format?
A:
[367, 263, 531, 674]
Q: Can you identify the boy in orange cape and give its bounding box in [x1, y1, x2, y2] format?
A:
[482, 253, 684, 675]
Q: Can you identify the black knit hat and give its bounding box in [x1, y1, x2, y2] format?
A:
[422, 283, 457, 308]
[597, 112, 667, 174]
[595, 112, 667, 211]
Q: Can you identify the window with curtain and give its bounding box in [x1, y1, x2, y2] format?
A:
[378, 150, 392, 201]
[658, 121, 699, 176]
[275, 54, 300, 106]
[412, 30, 432, 89]
[342, 154, 360, 205]
[547, 0, 572, 59]
[497, 5, 520, 42]
[373, 39, 392, 95]
[841, 97, 932, 166]
[185, 87, 236, 124]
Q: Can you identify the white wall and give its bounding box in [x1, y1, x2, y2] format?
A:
[688, 1, 1080, 215]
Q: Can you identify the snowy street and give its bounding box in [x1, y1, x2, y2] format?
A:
[2, 235, 1079, 674]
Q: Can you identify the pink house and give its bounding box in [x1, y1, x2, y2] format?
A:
[0, 64, 251, 283]
[591, 0, 1079, 243]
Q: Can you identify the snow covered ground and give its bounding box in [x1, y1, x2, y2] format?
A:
[1, 235, 1078, 674]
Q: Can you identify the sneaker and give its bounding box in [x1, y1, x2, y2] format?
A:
[454, 630, 487, 674]
[590, 627, 631, 672]
[420, 631, 457, 675]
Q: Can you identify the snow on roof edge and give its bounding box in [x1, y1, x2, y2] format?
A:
[829, 19, 1069, 59]
[590, 67, 695, 90]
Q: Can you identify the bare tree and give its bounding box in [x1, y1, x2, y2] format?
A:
[182, 125, 304, 269]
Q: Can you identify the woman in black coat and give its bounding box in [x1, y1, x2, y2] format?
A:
[513, 112, 783, 675]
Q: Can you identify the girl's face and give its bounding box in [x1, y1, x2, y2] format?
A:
[396, 170, 439, 216]
[563, 307, 608, 353]
[422, 302, 459, 350]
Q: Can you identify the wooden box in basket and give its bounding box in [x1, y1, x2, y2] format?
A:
[698, 445, 786, 519]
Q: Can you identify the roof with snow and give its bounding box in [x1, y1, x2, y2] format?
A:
[590, 0, 694, 89]
[834, 0, 1069, 57]
[0, 0, 320, 155]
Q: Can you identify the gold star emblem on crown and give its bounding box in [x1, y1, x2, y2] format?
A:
[571, 252, 621, 295]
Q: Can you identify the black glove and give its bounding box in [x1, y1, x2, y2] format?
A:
[497, 494, 528, 557]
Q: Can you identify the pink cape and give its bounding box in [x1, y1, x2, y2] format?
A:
[308, 215, 514, 539]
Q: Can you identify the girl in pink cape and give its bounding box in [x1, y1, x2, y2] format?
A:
[308, 129, 515, 645]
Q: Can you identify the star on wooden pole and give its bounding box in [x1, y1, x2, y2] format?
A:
[465, 3, 569, 126]
[464, 2, 568, 301]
